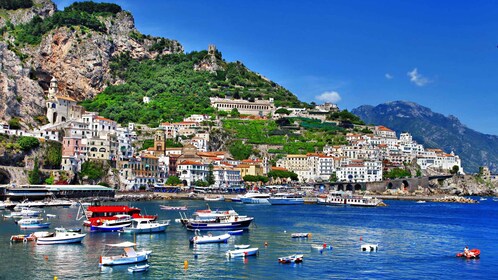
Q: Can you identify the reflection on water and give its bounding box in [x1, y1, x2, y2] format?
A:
[0, 199, 497, 279]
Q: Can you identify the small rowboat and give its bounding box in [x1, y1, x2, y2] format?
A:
[456, 249, 480, 259]
[128, 264, 150, 273]
[291, 233, 311, 238]
[234, 244, 250, 249]
[228, 230, 243, 235]
[190, 230, 231, 244]
[278, 254, 304, 264]
[226, 247, 259, 258]
[160, 205, 187, 211]
[10, 234, 36, 242]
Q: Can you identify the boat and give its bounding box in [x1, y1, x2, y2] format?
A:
[240, 191, 271, 204]
[416, 200, 426, 203]
[204, 195, 225, 201]
[231, 195, 242, 203]
[160, 205, 188, 211]
[99, 242, 152, 266]
[10, 207, 43, 217]
[91, 214, 133, 231]
[17, 217, 43, 225]
[121, 219, 170, 234]
[268, 193, 305, 205]
[311, 243, 333, 251]
[18, 218, 50, 229]
[14, 200, 46, 210]
[361, 244, 379, 252]
[46, 214, 57, 218]
[324, 192, 383, 207]
[228, 229, 244, 235]
[192, 206, 239, 220]
[456, 249, 480, 259]
[128, 264, 150, 273]
[78, 203, 157, 227]
[189, 230, 231, 244]
[480, 197, 487, 201]
[180, 212, 254, 231]
[278, 254, 304, 264]
[291, 233, 311, 238]
[37, 228, 86, 245]
[10, 233, 37, 242]
[44, 199, 74, 207]
[226, 247, 259, 258]
[234, 244, 251, 249]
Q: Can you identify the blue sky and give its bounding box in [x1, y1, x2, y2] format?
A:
[54, 0, 498, 135]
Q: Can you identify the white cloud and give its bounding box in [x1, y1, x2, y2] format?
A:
[316, 91, 341, 103]
[385, 73, 393, 80]
[407, 68, 430, 86]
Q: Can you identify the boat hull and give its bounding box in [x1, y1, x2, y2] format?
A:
[190, 233, 231, 244]
[241, 198, 269, 204]
[20, 223, 51, 229]
[91, 223, 131, 232]
[268, 198, 304, 205]
[37, 234, 86, 245]
[100, 251, 151, 266]
[122, 225, 167, 234]
[226, 247, 259, 258]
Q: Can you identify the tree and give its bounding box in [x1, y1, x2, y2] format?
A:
[384, 168, 411, 179]
[275, 108, 291, 115]
[166, 175, 181, 185]
[243, 175, 268, 183]
[194, 180, 208, 187]
[228, 140, 253, 160]
[17, 136, 39, 151]
[329, 172, 338, 182]
[230, 108, 240, 118]
[450, 165, 460, 175]
[44, 141, 62, 169]
[267, 170, 298, 181]
[80, 161, 105, 181]
[28, 157, 41, 184]
[206, 164, 215, 185]
[8, 118, 21, 129]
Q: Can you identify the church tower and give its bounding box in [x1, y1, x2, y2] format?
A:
[48, 76, 58, 100]
[154, 129, 166, 153]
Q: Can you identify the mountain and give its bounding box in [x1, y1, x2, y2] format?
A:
[0, 0, 306, 128]
[352, 101, 498, 173]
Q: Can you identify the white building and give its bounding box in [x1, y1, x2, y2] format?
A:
[177, 160, 209, 186]
[213, 165, 243, 188]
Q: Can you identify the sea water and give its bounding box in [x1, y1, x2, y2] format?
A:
[0, 198, 497, 279]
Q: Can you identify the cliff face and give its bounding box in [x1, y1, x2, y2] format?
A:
[0, 0, 56, 28]
[0, 1, 183, 127]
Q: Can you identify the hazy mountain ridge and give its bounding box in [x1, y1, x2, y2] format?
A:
[352, 101, 498, 173]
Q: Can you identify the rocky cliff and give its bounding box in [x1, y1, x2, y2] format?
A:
[0, 0, 183, 127]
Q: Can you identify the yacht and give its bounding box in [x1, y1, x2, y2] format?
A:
[240, 191, 270, 204]
[268, 193, 304, 205]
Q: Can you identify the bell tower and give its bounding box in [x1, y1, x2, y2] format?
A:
[48, 76, 58, 100]
[154, 129, 166, 152]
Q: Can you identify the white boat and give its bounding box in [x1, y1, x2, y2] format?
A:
[17, 217, 43, 225]
[19, 218, 50, 229]
[291, 232, 311, 238]
[361, 243, 378, 252]
[325, 192, 383, 207]
[189, 230, 231, 244]
[268, 193, 304, 205]
[128, 264, 150, 273]
[44, 199, 74, 207]
[91, 214, 132, 232]
[37, 228, 86, 245]
[46, 214, 57, 218]
[11, 207, 42, 217]
[160, 205, 187, 211]
[234, 244, 251, 249]
[14, 200, 46, 210]
[278, 254, 304, 263]
[416, 200, 426, 203]
[240, 192, 270, 204]
[99, 242, 152, 266]
[121, 219, 170, 234]
[226, 247, 259, 258]
[193, 207, 239, 220]
[204, 195, 225, 201]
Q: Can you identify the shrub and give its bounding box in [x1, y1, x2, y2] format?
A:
[17, 136, 39, 151]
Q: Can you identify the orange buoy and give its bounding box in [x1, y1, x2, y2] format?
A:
[44, 256, 49, 261]
[184, 260, 188, 269]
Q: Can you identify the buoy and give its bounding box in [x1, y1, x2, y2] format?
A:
[360, 236, 363, 241]
[54, 277, 58, 280]
[308, 233, 312, 238]
[284, 230, 286, 233]
[44, 256, 49, 261]
[264, 241, 268, 247]
[99, 256, 102, 264]
[323, 243, 327, 249]
[184, 260, 188, 269]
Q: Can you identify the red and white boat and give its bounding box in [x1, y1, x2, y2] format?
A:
[456, 249, 480, 259]
[78, 204, 157, 227]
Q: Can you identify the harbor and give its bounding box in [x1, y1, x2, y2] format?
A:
[0, 198, 496, 279]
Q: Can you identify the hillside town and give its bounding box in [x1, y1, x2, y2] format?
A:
[0, 77, 463, 191]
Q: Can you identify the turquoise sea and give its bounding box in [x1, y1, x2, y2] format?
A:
[1, 198, 497, 279]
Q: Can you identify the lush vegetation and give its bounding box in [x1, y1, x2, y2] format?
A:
[228, 140, 254, 160]
[7, 118, 21, 129]
[64, 2, 122, 15]
[43, 141, 62, 169]
[82, 51, 306, 126]
[79, 160, 106, 180]
[384, 168, 411, 179]
[243, 175, 269, 183]
[268, 169, 298, 181]
[28, 157, 41, 184]
[0, 0, 32, 9]
[327, 109, 365, 125]
[16, 136, 39, 151]
[166, 175, 181, 185]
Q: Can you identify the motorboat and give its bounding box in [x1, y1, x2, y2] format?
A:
[226, 247, 259, 258]
[17, 217, 43, 225]
[128, 264, 150, 273]
[180, 213, 254, 231]
[324, 192, 384, 207]
[204, 195, 225, 201]
[160, 205, 187, 211]
[18, 218, 50, 229]
[99, 242, 152, 266]
[268, 193, 304, 205]
[234, 244, 250, 249]
[121, 219, 170, 234]
[189, 230, 230, 244]
[37, 228, 86, 245]
[416, 200, 426, 203]
[193, 206, 239, 220]
[228, 230, 244, 235]
[278, 254, 304, 264]
[14, 200, 46, 210]
[311, 243, 333, 251]
[291, 233, 311, 238]
[240, 191, 270, 204]
[361, 244, 379, 252]
[231, 195, 242, 203]
[11, 207, 43, 217]
[90, 214, 132, 232]
[44, 199, 74, 207]
[456, 249, 480, 259]
[10, 233, 37, 242]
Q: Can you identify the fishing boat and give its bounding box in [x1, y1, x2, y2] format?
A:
[11, 207, 43, 217]
[99, 242, 152, 266]
[189, 229, 231, 244]
[324, 192, 384, 207]
[240, 191, 271, 204]
[90, 214, 133, 231]
[234, 244, 251, 249]
[18, 218, 50, 229]
[17, 217, 43, 225]
[78, 203, 157, 227]
[121, 219, 170, 234]
[193, 206, 239, 220]
[128, 264, 150, 273]
[291, 233, 311, 238]
[456, 249, 480, 259]
[37, 228, 86, 245]
[226, 247, 259, 258]
[268, 193, 305, 205]
[278, 254, 304, 264]
[228, 229, 244, 235]
[204, 195, 225, 202]
[160, 205, 188, 211]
